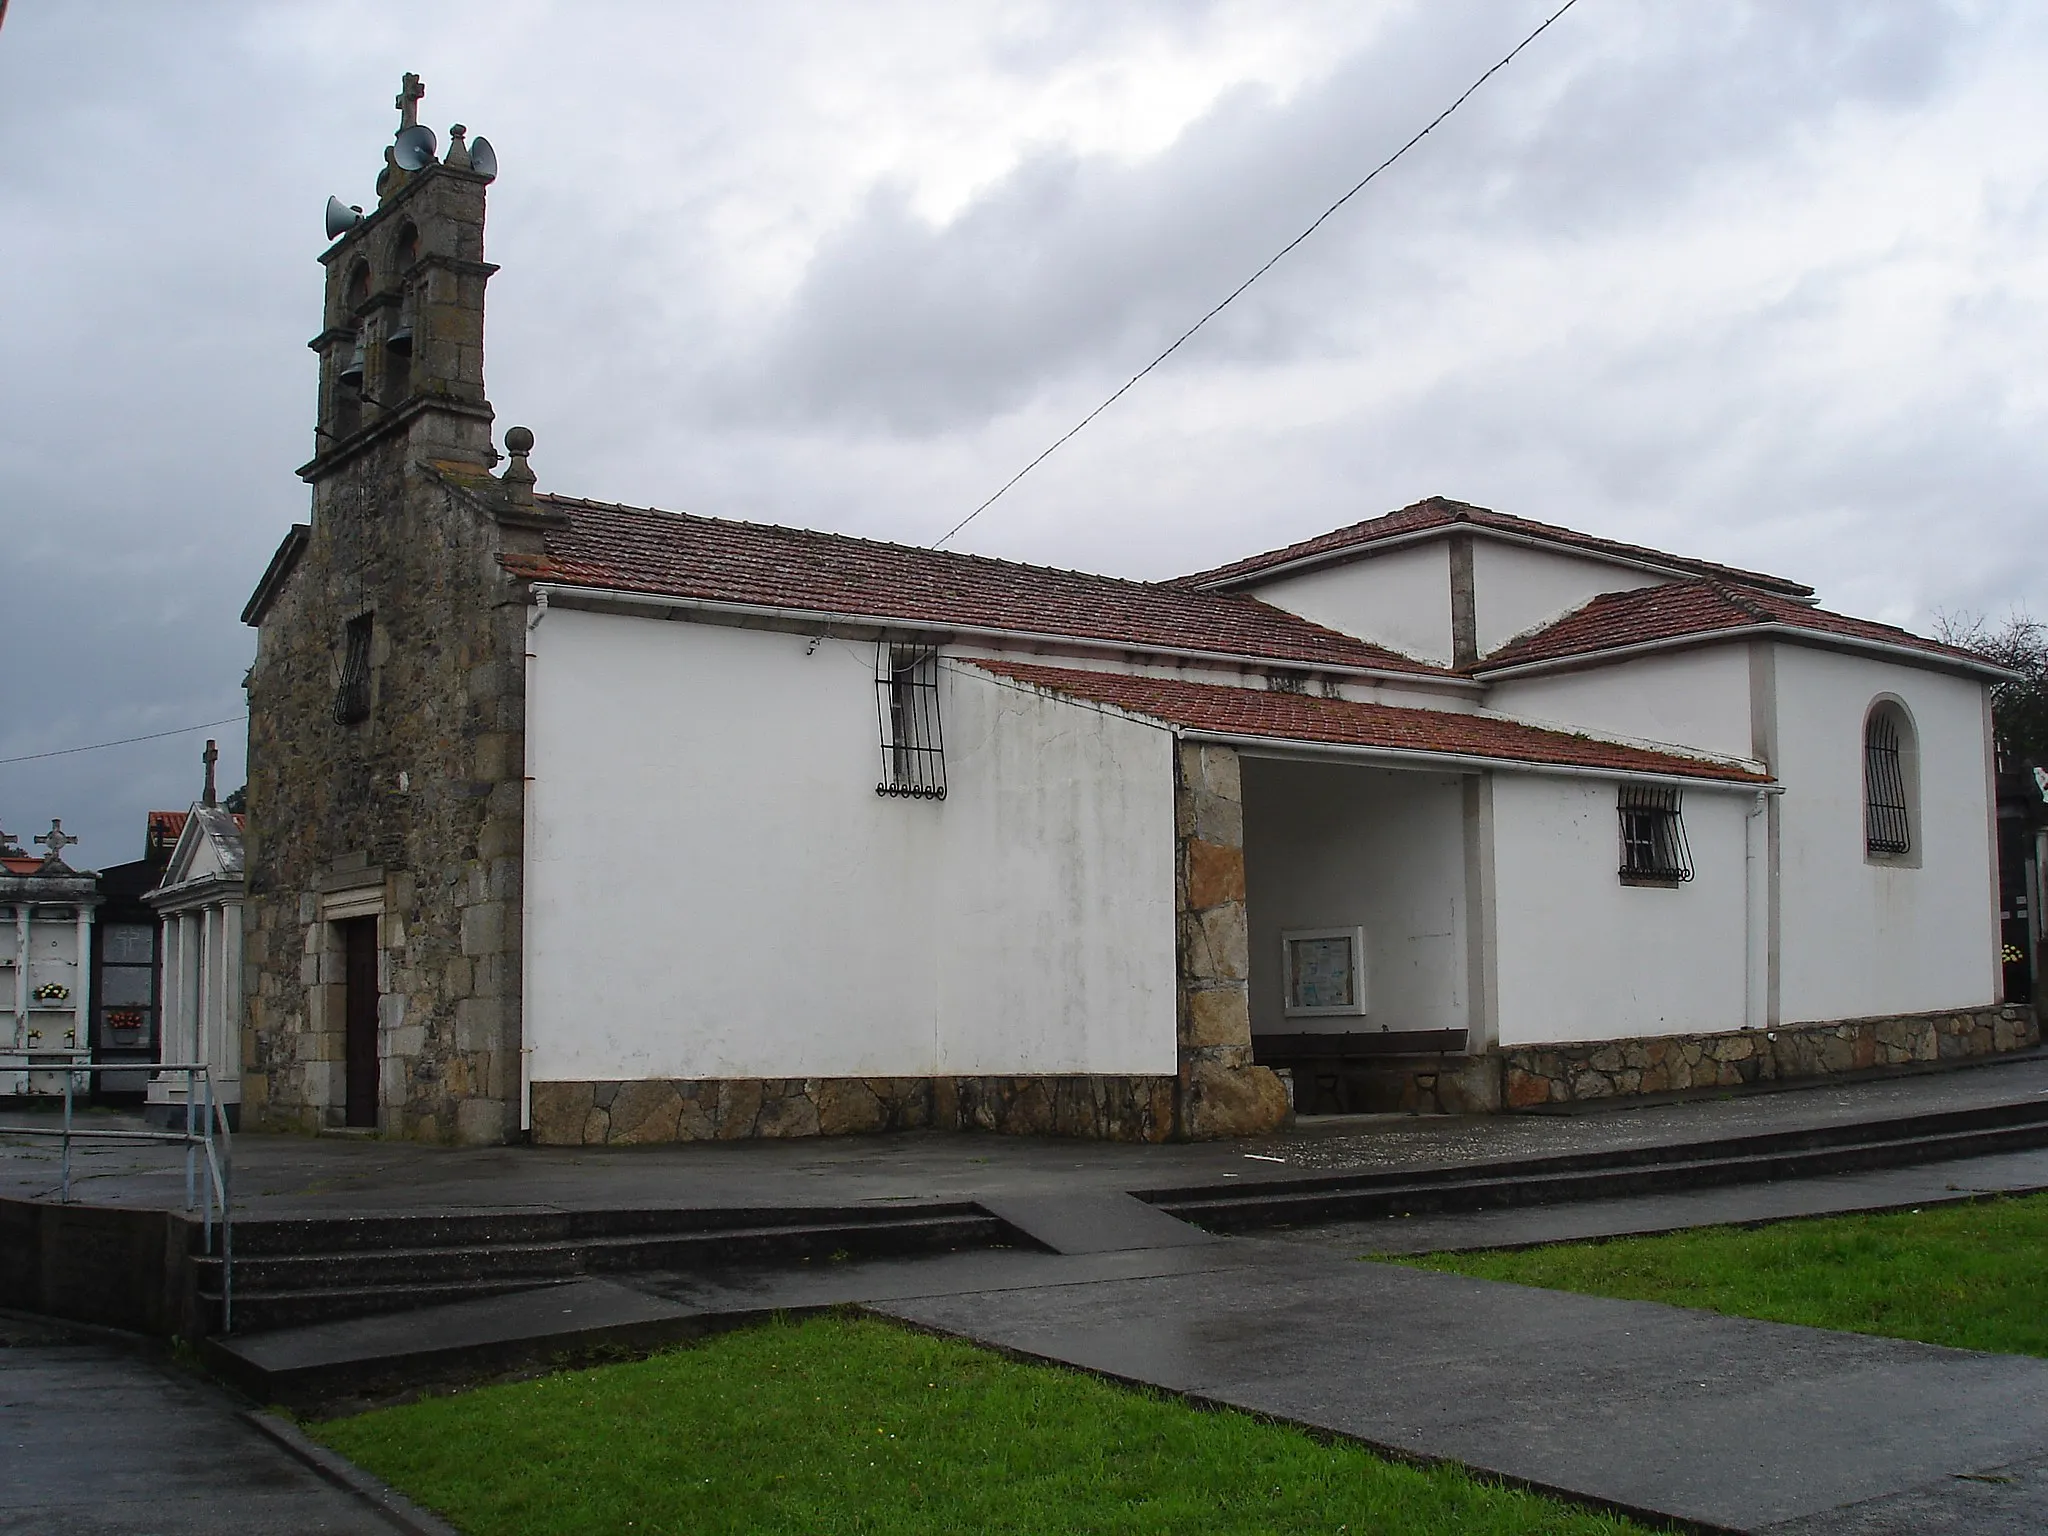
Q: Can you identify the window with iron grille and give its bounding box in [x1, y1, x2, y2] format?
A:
[1864, 705, 1912, 857]
[333, 613, 373, 725]
[1618, 783, 1692, 884]
[876, 644, 945, 799]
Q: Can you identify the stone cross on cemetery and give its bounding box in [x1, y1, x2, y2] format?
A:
[202, 739, 218, 808]
[396, 72, 424, 130]
[35, 820, 77, 868]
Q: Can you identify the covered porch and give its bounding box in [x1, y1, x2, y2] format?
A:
[1239, 753, 1486, 1113]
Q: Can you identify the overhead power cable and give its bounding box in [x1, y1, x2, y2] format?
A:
[932, 0, 1581, 549]
[0, 715, 247, 768]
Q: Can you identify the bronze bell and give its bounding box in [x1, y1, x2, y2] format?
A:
[338, 332, 367, 387]
[384, 296, 413, 356]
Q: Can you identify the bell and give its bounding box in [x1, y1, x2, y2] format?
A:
[338, 333, 366, 387]
[384, 301, 413, 356]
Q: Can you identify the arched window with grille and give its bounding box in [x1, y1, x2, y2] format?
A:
[1863, 700, 1917, 861]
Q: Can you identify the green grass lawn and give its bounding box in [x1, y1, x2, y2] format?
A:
[315, 1315, 1645, 1536]
[1395, 1192, 2048, 1357]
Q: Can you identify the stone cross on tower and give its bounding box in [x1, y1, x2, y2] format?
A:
[202, 739, 219, 808]
[35, 820, 77, 869]
[396, 72, 425, 130]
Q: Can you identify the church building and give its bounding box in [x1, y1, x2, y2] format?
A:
[239, 79, 2026, 1146]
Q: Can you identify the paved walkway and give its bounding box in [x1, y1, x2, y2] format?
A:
[0, 1312, 417, 1535]
[875, 1241, 2048, 1533]
[216, 1179, 2048, 1534]
[21, 1059, 2048, 1532]
[6, 1053, 2048, 1217]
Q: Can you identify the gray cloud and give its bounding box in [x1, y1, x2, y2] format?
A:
[2, 0, 2045, 861]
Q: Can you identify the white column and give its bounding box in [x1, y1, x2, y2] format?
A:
[73, 905, 93, 1058]
[198, 909, 216, 1075]
[176, 913, 197, 1073]
[220, 901, 243, 1086]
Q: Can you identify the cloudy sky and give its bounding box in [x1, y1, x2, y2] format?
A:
[3, 0, 2045, 865]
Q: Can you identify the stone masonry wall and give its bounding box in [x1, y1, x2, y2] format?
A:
[243, 154, 540, 1146]
[243, 458, 537, 1145]
[1174, 741, 1292, 1138]
[1501, 1006, 2038, 1108]
[530, 1076, 1177, 1145]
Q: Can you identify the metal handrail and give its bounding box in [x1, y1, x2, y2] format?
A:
[0, 1058, 235, 1332]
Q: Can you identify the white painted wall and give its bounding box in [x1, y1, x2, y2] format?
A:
[1771, 644, 1998, 1022]
[524, 609, 1179, 1084]
[1472, 540, 1664, 657]
[1490, 773, 1753, 1045]
[1241, 759, 1469, 1037]
[1485, 643, 1756, 761]
[1241, 542, 1454, 665]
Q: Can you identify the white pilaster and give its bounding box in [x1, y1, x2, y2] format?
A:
[73, 905, 93, 1057]
[221, 901, 243, 1084]
[11, 907, 26, 1048]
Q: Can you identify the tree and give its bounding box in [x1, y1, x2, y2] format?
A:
[1936, 611, 2048, 769]
[222, 784, 247, 815]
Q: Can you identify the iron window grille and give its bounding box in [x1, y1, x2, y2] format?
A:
[1864, 709, 1911, 856]
[876, 643, 946, 799]
[333, 614, 373, 725]
[1618, 783, 1693, 884]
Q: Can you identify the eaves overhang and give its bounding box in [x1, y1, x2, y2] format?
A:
[523, 581, 1485, 693]
[1178, 729, 1777, 794]
[1473, 624, 2017, 685]
[241, 524, 310, 628]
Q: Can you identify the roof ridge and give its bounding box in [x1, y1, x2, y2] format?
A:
[1178, 498, 1814, 597]
[1703, 578, 1774, 622]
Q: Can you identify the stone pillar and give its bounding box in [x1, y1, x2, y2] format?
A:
[1174, 741, 1289, 1138]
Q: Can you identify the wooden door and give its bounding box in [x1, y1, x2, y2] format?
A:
[341, 917, 380, 1127]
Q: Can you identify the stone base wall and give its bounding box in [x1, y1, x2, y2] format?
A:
[1299, 1007, 2036, 1115]
[530, 1075, 1179, 1146]
[1501, 1006, 2038, 1109]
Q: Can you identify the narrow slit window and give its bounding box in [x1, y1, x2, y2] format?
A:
[334, 614, 373, 725]
[875, 644, 945, 800]
[1618, 783, 1692, 884]
[1864, 707, 1912, 857]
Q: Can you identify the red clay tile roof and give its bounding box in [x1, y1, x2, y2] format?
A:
[1478, 580, 1996, 674]
[970, 661, 1769, 783]
[505, 496, 1454, 678]
[1178, 497, 1813, 596]
[148, 810, 188, 847]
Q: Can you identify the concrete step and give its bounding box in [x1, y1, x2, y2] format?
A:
[210, 1277, 566, 1335]
[1151, 1102, 2048, 1231]
[212, 1201, 988, 1256]
[196, 1206, 1009, 1334]
[198, 1212, 1001, 1292]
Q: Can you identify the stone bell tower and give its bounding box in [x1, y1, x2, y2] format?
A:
[305, 72, 498, 473]
[240, 75, 560, 1146]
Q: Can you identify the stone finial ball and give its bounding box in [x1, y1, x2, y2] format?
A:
[504, 426, 535, 454]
